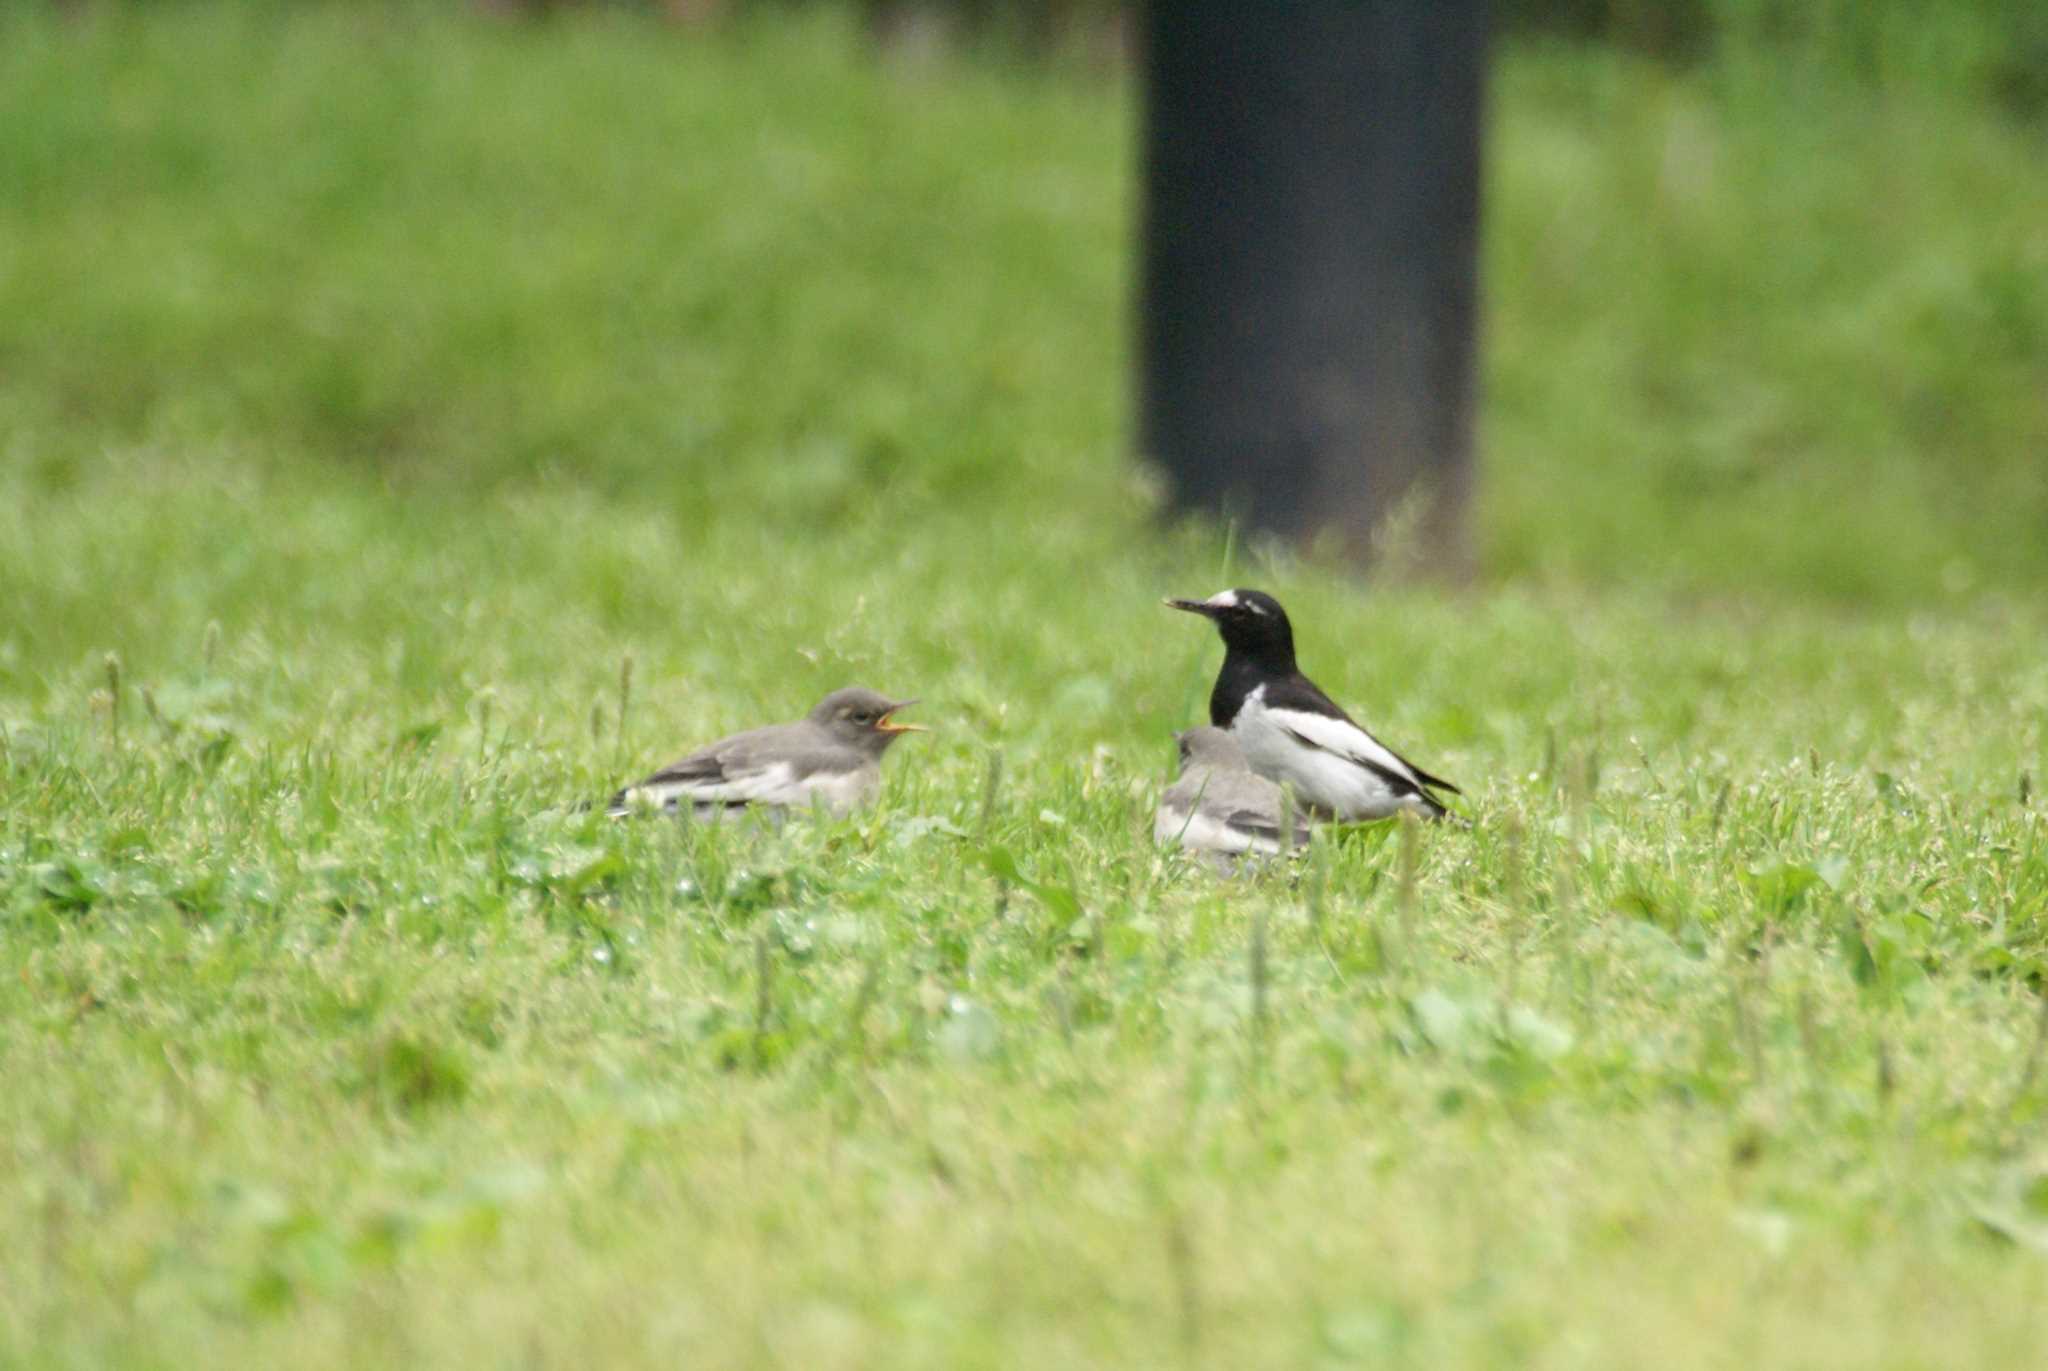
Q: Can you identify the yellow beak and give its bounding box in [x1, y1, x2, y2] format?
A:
[879, 700, 927, 734]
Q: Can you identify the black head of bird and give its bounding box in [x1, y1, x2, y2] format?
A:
[809, 686, 925, 755]
[1164, 588, 1297, 671]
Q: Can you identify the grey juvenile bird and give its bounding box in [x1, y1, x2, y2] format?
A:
[606, 686, 924, 819]
[1155, 726, 1313, 859]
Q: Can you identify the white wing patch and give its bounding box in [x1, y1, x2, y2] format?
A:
[1263, 706, 1420, 787]
[1231, 686, 1432, 821]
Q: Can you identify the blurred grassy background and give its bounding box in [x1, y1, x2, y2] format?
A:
[3, 0, 2045, 666]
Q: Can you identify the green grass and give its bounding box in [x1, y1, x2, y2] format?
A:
[4, 5, 2048, 1367]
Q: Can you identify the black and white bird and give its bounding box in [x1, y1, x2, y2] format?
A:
[606, 686, 924, 819]
[1166, 589, 1460, 820]
[1155, 726, 1313, 860]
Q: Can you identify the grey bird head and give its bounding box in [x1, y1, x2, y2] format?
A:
[809, 686, 925, 755]
[1164, 588, 1296, 670]
[1175, 725, 1250, 773]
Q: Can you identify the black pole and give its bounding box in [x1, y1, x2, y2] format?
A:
[1139, 1, 1486, 575]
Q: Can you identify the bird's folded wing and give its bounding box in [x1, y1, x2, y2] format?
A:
[1265, 679, 1461, 796]
[610, 739, 804, 813]
[1222, 807, 1310, 846]
[1272, 709, 1455, 799]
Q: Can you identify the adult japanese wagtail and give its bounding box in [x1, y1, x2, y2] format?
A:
[606, 686, 924, 819]
[1166, 589, 1460, 820]
[1155, 726, 1313, 858]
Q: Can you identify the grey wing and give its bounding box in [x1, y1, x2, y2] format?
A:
[1212, 771, 1303, 833]
[606, 726, 802, 815]
[1188, 770, 1312, 850]
[1222, 806, 1311, 848]
[1221, 808, 1283, 842]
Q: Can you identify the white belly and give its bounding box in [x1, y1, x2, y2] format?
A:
[797, 766, 880, 816]
[1230, 691, 1424, 821]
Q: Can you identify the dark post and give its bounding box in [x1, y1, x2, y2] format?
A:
[1139, 1, 1487, 576]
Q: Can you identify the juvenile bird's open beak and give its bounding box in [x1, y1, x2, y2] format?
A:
[1165, 597, 1220, 617]
[878, 700, 927, 733]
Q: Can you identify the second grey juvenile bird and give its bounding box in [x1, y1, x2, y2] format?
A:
[1155, 726, 1313, 858]
[606, 686, 924, 819]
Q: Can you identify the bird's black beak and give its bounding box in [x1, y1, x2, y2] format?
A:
[1164, 597, 1220, 618]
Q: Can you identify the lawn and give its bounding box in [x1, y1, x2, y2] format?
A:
[3, 4, 2047, 1367]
